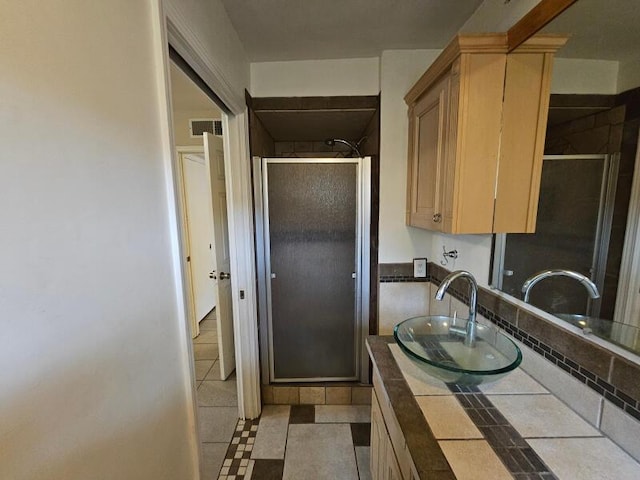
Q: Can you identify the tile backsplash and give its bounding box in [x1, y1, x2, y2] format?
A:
[378, 262, 430, 334]
[428, 262, 640, 462]
[377, 261, 640, 462]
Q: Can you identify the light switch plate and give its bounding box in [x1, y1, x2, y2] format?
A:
[413, 258, 427, 278]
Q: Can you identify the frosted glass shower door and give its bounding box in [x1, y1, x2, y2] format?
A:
[264, 160, 360, 381]
[500, 155, 614, 316]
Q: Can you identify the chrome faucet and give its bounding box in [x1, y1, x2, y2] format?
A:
[521, 269, 600, 303]
[435, 270, 479, 348]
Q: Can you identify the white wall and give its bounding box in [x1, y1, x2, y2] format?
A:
[551, 58, 619, 94]
[0, 0, 249, 478]
[378, 50, 440, 263]
[429, 234, 494, 287]
[461, 0, 542, 33]
[250, 57, 380, 97]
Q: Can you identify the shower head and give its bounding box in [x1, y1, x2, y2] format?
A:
[324, 138, 362, 158]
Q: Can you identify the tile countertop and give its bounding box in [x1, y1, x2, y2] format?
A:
[366, 336, 640, 480]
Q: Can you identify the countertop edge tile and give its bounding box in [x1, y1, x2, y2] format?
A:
[367, 336, 456, 479]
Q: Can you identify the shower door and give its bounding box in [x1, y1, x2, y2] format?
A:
[261, 159, 364, 382]
[494, 154, 617, 317]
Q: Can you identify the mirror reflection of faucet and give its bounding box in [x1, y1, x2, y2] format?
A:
[521, 269, 600, 303]
[521, 270, 602, 336]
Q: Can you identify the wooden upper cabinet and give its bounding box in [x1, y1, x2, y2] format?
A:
[406, 73, 450, 230]
[405, 34, 567, 234]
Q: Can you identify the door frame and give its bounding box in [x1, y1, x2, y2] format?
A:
[253, 157, 372, 385]
[151, 0, 261, 459]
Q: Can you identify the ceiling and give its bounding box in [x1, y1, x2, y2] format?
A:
[220, 0, 484, 62]
[542, 0, 640, 61]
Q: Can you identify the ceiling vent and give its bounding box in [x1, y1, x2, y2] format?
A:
[189, 119, 223, 138]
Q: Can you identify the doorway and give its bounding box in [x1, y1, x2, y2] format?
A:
[179, 149, 217, 325]
[169, 57, 239, 476]
[254, 157, 371, 383]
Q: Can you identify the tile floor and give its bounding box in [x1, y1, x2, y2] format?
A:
[196, 309, 372, 480]
[247, 404, 372, 480]
[194, 309, 241, 480]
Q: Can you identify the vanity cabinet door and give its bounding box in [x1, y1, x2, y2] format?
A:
[372, 387, 410, 480]
[406, 72, 450, 231]
[371, 391, 388, 480]
[385, 443, 403, 480]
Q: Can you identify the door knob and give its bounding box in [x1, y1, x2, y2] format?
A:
[219, 272, 231, 280]
[209, 270, 216, 279]
[433, 213, 442, 223]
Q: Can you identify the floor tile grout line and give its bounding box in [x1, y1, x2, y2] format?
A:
[352, 442, 362, 479]
[199, 360, 215, 382]
[281, 405, 293, 473]
[350, 424, 364, 480]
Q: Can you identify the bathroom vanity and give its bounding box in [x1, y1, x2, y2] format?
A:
[367, 335, 640, 479]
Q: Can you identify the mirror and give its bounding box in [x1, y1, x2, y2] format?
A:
[491, 0, 640, 355]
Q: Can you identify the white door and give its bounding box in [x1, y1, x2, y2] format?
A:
[204, 133, 235, 379]
[182, 153, 217, 323]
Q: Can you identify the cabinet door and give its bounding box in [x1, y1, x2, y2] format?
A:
[440, 62, 460, 233]
[385, 439, 403, 480]
[371, 391, 387, 480]
[406, 73, 450, 230]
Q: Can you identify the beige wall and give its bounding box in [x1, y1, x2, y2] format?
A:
[0, 0, 248, 478]
[170, 62, 223, 147]
[552, 58, 619, 94]
[173, 109, 222, 147]
[618, 57, 640, 93]
[250, 57, 380, 97]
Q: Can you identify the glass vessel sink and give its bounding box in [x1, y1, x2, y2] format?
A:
[394, 315, 522, 385]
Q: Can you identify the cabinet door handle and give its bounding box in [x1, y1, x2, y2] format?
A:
[433, 213, 442, 223]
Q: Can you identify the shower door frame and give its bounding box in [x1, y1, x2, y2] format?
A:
[492, 153, 618, 318]
[253, 157, 371, 384]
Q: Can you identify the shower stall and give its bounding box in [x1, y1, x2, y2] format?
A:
[253, 157, 371, 383]
[493, 154, 618, 318]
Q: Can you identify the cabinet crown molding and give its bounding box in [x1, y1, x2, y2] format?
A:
[405, 34, 507, 106]
[404, 34, 567, 106]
